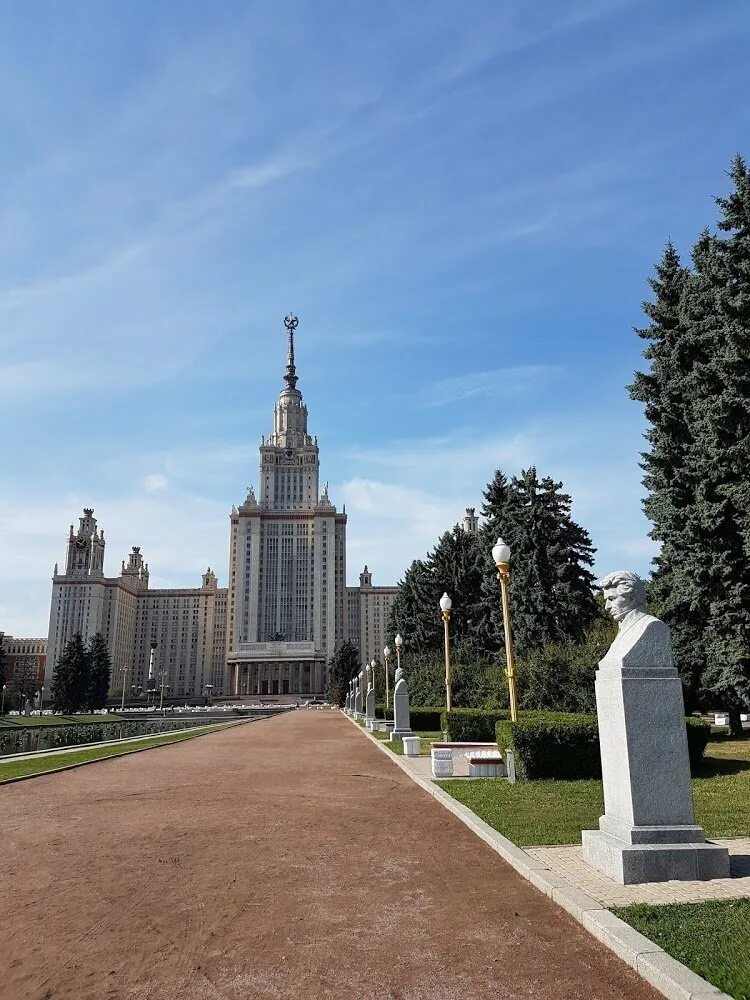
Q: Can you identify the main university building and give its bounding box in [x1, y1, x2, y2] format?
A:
[42, 319, 399, 700]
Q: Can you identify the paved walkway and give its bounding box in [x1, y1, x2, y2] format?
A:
[0, 711, 659, 1000]
[398, 743, 750, 907]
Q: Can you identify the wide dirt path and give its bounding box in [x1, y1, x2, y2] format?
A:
[0, 712, 658, 1000]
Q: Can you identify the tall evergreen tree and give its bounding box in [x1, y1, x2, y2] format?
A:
[87, 633, 112, 710]
[51, 632, 90, 714]
[479, 467, 597, 657]
[387, 557, 439, 654]
[628, 241, 704, 699]
[328, 641, 361, 707]
[696, 157, 750, 730]
[387, 527, 488, 657]
[630, 157, 750, 732]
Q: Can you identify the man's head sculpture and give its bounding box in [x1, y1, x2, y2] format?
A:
[595, 571, 648, 623]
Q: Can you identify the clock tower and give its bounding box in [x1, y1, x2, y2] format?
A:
[64, 508, 105, 578]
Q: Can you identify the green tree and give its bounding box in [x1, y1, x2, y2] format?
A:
[696, 157, 750, 731]
[87, 633, 112, 710]
[628, 241, 703, 700]
[480, 467, 598, 657]
[328, 641, 361, 707]
[517, 606, 616, 714]
[630, 157, 750, 732]
[51, 632, 91, 714]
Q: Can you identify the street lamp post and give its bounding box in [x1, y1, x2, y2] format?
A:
[1, 684, 6, 715]
[120, 666, 129, 712]
[383, 646, 391, 710]
[39, 685, 45, 713]
[394, 633, 403, 679]
[439, 593, 453, 712]
[492, 538, 519, 723]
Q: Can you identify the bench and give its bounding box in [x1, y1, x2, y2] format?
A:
[467, 755, 507, 777]
[430, 742, 506, 778]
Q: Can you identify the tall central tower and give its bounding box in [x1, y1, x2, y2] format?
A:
[226, 316, 347, 698]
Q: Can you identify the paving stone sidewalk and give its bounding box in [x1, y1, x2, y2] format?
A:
[396, 748, 750, 907]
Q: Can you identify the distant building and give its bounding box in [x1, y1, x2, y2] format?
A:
[44, 517, 226, 699]
[0, 634, 47, 691]
[346, 566, 398, 667]
[42, 318, 398, 700]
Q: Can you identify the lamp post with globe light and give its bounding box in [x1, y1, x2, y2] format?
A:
[394, 633, 403, 680]
[383, 646, 391, 709]
[492, 538, 519, 723]
[439, 593, 453, 712]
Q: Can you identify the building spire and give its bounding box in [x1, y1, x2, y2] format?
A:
[283, 314, 299, 390]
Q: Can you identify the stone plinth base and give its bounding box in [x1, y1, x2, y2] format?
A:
[582, 829, 730, 885]
[390, 729, 413, 741]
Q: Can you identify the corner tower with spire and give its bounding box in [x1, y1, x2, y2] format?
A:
[226, 315, 347, 698]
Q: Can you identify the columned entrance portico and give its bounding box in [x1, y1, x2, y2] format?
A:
[228, 641, 326, 698]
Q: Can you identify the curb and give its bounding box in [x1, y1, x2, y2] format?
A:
[0, 720, 248, 787]
[345, 713, 732, 1000]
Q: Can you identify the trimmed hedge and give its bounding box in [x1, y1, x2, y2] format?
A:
[685, 717, 712, 767]
[496, 713, 712, 781]
[497, 712, 600, 780]
[375, 705, 445, 731]
[441, 709, 513, 742]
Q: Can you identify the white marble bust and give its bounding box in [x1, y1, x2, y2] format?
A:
[597, 570, 673, 669]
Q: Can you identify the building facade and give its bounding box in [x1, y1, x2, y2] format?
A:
[42, 318, 398, 700]
[43, 514, 227, 700]
[345, 566, 398, 667]
[0, 634, 47, 693]
[226, 316, 347, 697]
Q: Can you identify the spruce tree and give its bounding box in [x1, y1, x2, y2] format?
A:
[386, 557, 439, 654]
[51, 632, 91, 714]
[630, 157, 750, 732]
[628, 241, 704, 700]
[479, 468, 597, 657]
[503, 468, 597, 655]
[696, 157, 750, 731]
[87, 633, 112, 710]
[328, 641, 361, 707]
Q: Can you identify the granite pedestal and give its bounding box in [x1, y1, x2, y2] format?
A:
[582, 582, 729, 885]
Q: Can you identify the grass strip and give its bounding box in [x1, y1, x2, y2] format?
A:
[613, 900, 750, 1000]
[0, 722, 236, 782]
[437, 736, 750, 845]
[371, 730, 442, 756]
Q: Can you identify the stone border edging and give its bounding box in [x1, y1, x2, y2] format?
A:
[344, 712, 731, 1000]
[0, 720, 247, 787]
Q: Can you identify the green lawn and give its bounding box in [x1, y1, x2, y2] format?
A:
[438, 736, 750, 846]
[371, 730, 443, 756]
[0, 713, 126, 727]
[0, 722, 236, 782]
[614, 900, 750, 1000]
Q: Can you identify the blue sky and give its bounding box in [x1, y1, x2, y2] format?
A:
[2, 0, 749, 636]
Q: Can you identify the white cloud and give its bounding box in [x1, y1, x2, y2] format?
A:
[143, 473, 169, 493]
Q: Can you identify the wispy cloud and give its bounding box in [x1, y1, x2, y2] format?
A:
[417, 365, 559, 408]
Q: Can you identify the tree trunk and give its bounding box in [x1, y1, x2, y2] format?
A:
[727, 705, 744, 738]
